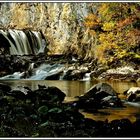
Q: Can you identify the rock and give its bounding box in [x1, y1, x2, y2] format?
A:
[34, 85, 66, 104]
[99, 66, 140, 81]
[8, 90, 26, 100]
[90, 67, 108, 79]
[47, 86, 66, 102]
[0, 97, 8, 106]
[126, 87, 140, 102]
[63, 69, 85, 80]
[1, 82, 140, 137]
[133, 119, 140, 136]
[109, 119, 133, 137]
[0, 83, 11, 93]
[45, 71, 63, 80]
[77, 83, 122, 110]
[82, 83, 118, 98]
[107, 66, 135, 75]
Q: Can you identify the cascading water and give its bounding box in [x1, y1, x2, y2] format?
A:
[0, 63, 64, 80]
[0, 29, 47, 55]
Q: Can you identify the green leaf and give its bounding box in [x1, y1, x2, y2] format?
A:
[38, 105, 48, 115]
[48, 107, 62, 113]
[39, 121, 49, 127]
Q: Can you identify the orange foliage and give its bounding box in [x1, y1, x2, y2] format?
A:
[117, 15, 137, 29]
[127, 29, 140, 45]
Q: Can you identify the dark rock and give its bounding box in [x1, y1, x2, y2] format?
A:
[77, 83, 122, 110]
[47, 86, 66, 102]
[34, 85, 66, 104]
[8, 90, 26, 100]
[82, 83, 118, 99]
[109, 119, 133, 137]
[45, 71, 63, 80]
[0, 97, 8, 106]
[0, 125, 26, 137]
[132, 119, 140, 136]
[0, 83, 11, 93]
[1, 82, 140, 137]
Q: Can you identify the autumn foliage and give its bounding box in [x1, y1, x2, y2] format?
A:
[84, 3, 140, 67]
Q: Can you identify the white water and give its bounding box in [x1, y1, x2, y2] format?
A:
[0, 29, 47, 55]
[83, 73, 91, 81]
[29, 64, 64, 80]
[0, 72, 25, 80]
[0, 63, 64, 80]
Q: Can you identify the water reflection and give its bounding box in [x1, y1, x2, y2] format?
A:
[81, 105, 140, 122]
[1, 80, 139, 97]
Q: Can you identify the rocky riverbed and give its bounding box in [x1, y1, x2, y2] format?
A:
[0, 82, 140, 137]
[1, 54, 140, 82]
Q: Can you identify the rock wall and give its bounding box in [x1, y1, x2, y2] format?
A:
[0, 2, 96, 57]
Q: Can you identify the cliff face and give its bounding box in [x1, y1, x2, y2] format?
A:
[0, 3, 95, 58]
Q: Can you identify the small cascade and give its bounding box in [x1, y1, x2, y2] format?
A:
[0, 29, 47, 55]
[83, 73, 91, 81]
[0, 63, 64, 80]
[29, 63, 64, 80]
[59, 70, 67, 80]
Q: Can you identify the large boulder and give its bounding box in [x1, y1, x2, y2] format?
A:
[76, 83, 122, 111]
[34, 85, 66, 104]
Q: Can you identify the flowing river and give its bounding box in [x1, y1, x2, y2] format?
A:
[1, 80, 140, 122]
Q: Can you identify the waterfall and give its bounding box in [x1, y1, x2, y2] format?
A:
[0, 29, 47, 55]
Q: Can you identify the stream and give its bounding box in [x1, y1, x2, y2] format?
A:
[1, 79, 140, 122]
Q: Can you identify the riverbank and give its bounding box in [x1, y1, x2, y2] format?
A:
[0, 54, 140, 82]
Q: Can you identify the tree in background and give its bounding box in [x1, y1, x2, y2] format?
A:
[84, 3, 140, 68]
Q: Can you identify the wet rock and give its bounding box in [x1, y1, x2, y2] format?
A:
[45, 71, 63, 80]
[126, 87, 140, 102]
[63, 69, 86, 80]
[77, 83, 122, 110]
